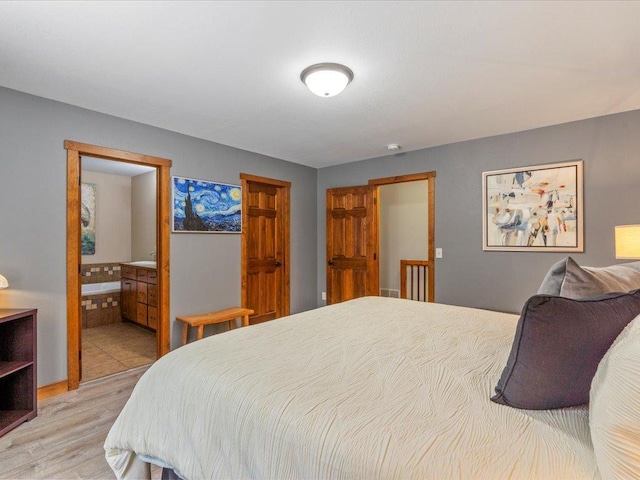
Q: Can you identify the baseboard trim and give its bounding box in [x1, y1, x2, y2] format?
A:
[37, 380, 69, 400]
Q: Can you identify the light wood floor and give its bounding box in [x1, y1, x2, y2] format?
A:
[0, 367, 160, 479]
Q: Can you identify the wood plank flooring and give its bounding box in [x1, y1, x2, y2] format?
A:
[0, 366, 160, 479]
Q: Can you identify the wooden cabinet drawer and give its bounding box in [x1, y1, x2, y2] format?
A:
[121, 265, 136, 280]
[136, 282, 147, 303]
[147, 285, 158, 307]
[121, 279, 136, 320]
[136, 303, 148, 326]
[136, 269, 148, 282]
[147, 269, 157, 285]
[120, 264, 157, 331]
[147, 306, 158, 330]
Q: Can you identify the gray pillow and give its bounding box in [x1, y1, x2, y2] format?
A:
[537, 257, 640, 299]
[491, 289, 640, 410]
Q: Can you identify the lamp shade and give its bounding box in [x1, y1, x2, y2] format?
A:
[300, 63, 354, 97]
[615, 224, 640, 259]
[0, 274, 8, 289]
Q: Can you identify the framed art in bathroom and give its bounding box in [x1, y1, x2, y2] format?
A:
[81, 182, 96, 254]
[482, 160, 583, 252]
[172, 176, 242, 233]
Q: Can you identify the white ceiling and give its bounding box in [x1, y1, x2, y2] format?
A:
[82, 156, 155, 177]
[1, 1, 639, 168]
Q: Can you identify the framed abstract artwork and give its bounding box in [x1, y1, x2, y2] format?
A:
[81, 182, 96, 254]
[172, 176, 242, 233]
[482, 160, 583, 252]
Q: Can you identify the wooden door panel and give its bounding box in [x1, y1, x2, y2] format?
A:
[247, 270, 261, 314]
[329, 269, 368, 304]
[326, 185, 379, 305]
[241, 174, 291, 324]
[332, 218, 346, 256]
[247, 182, 278, 324]
[247, 214, 260, 259]
[264, 216, 276, 259]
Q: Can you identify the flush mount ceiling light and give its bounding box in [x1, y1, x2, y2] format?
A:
[300, 63, 354, 97]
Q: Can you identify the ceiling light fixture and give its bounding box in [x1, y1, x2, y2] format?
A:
[300, 63, 354, 97]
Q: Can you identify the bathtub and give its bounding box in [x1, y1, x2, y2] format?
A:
[82, 281, 122, 328]
[82, 281, 121, 295]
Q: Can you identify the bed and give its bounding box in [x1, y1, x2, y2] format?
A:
[104, 295, 609, 479]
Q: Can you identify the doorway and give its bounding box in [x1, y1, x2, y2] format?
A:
[240, 173, 290, 323]
[371, 172, 435, 302]
[326, 171, 435, 305]
[79, 157, 157, 382]
[377, 180, 430, 301]
[66, 141, 172, 391]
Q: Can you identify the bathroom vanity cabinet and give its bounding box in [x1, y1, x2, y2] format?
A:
[121, 264, 157, 331]
[0, 308, 37, 438]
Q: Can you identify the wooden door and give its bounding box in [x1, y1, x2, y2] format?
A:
[326, 185, 379, 304]
[241, 174, 290, 324]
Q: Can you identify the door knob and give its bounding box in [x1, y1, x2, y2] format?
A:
[328, 260, 334, 266]
[275, 261, 282, 267]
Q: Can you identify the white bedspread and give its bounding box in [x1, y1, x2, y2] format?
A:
[105, 297, 598, 479]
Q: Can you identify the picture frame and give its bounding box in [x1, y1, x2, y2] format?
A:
[81, 182, 96, 254]
[172, 176, 242, 233]
[482, 160, 583, 252]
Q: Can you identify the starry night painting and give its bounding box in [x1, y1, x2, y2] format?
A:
[172, 176, 242, 233]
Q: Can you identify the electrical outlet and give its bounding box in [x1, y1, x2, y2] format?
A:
[436, 248, 443, 258]
[321, 291, 327, 301]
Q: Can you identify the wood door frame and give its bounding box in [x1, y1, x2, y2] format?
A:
[240, 173, 291, 318]
[369, 171, 436, 301]
[65, 140, 172, 391]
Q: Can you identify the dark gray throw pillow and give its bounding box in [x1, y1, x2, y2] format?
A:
[491, 289, 640, 410]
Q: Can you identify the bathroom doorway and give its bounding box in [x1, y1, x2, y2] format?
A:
[79, 158, 157, 382]
[66, 141, 172, 391]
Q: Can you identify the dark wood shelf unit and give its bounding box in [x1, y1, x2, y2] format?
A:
[0, 308, 37, 438]
[0, 361, 33, 378]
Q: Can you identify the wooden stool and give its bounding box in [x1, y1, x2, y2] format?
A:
[176, 307, 254, 345]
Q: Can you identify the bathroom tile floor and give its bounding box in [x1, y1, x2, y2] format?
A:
[81, 322, 156, 382]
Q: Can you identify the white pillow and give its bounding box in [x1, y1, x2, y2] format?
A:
[589, 314, 640, 479]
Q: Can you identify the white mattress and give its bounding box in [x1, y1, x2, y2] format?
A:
[105, 297, 598, 479]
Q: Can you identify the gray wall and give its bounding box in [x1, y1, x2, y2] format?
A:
[318, 109, 640, 313]
[131, 170, 157, 262]
[81, 170, 132, 264]
[0, 87, 317, 387]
